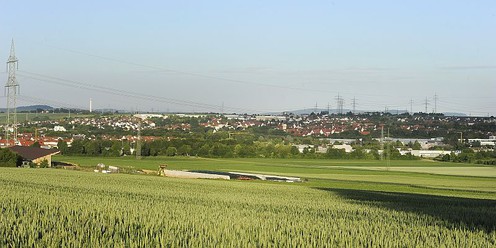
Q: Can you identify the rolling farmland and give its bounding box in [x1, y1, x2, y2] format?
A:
[58, 156, 496, 198]
[1, 157, 495, 246]
[2, 0, 494, 246]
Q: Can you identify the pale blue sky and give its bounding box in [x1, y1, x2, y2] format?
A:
[1, 1, 495, 115]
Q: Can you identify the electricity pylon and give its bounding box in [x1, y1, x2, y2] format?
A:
[5, 39, 20, 146]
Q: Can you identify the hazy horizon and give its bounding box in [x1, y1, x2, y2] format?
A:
[1, 1, 495, 115]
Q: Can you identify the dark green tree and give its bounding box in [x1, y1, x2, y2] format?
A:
[109, 142, 122, 157]
[166, 147, 177, 156]
[290, 146, 300, 157]
[57, 139, 68, 154]
[412, 141, 422, 150]
[68, 139, 85, 155]
[30, 142, 41, 148]
[178, 145, 192, 156]
[85, 141, 102, 156]
[198, 144, 210, 157]
[0, 148, 22, 167]
[326, 148, 347, 159]
[122, 142, 131, 155]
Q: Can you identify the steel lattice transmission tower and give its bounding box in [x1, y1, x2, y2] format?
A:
[5, 40, 20, 146]
[336, 93, 344, 115]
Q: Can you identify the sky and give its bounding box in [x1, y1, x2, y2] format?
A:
[0, 1, 495, 115]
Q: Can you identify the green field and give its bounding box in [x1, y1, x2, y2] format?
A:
[347, 166, 496, 178]
[1, 156, 495, 246]
[56, 156, 496, 198]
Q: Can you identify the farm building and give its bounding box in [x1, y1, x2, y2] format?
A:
[8, 146, 60, 167]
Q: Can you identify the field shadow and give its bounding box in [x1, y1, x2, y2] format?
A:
[316, 188, 496, 232]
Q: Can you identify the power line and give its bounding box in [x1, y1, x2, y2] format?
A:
[424, 97, 429, 113]
[18, 71, 266, 114]
[336, 93, 344, 115]
[434, 93, 438, 113]
[33, 41, 411, 99]
[33, 43, 340, 94]
[12, 41, 496, 115]
[352, 97, 357, 114]
[409, 99, 414, 114]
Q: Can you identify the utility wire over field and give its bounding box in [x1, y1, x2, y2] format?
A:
[22, 41, 495, 115]
[18, 70, 263, 113]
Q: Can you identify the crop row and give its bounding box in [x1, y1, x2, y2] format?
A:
[0, 168, 494, 247]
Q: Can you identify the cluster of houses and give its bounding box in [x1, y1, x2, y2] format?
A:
[13, 112, 496, 141]
[199, 114, 494, 139]
[28, 115, 157, 132]
[0, 113, 493, 167]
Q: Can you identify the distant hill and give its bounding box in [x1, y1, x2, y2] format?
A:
[18, 105, 54, 112]
[93, 108, 124, 113]
[0, 105, 53, 113]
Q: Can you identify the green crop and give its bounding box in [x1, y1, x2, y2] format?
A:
[0, 168, 495, 247]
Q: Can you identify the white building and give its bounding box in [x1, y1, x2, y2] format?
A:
[53, 126, 67, 132]
[134, 114, 164, 119]
[255, 115, 286, 121]
[467, 138, 496, 146]
[400, 150, 455, 158]
[332, 144, 354, 153]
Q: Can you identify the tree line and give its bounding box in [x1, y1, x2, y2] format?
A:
[437, 149, 496, 165]
[57, 136, 418, 160]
